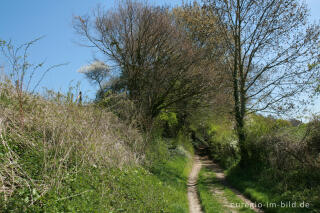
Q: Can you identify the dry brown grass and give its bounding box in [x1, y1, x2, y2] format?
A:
[0, 81, 145, 205]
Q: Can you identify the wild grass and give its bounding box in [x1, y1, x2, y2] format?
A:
[0, 81, 194, 211]
[30, 152, 192, 213]
[145, 134, 194, 213]
[150, 146, 193, 213]
[198, 168, 225, 213]
[226, 167, 317, 213]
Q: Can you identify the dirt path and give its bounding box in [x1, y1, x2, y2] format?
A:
[201, 156, 263, 213]
[188, 155, 204, 213]
[188, 155, 263, 213]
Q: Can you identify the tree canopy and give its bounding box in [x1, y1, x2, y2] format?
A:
[202, 0, 320, 165]
[74, 0, 220, 124]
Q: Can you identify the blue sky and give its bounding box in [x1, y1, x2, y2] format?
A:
[0, 0, 319, 115]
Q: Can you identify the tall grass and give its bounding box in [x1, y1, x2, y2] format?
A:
[0, 81, 196, 212]
[0, 81, 145, 210]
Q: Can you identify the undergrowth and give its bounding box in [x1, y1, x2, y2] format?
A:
[0, 82, 194, 212]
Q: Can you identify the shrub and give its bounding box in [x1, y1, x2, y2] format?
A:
[226, 115, 320, 212]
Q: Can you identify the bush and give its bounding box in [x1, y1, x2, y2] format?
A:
[226, 115, 320, 212]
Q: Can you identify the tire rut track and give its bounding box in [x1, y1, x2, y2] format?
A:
[188, 155, 263, 213]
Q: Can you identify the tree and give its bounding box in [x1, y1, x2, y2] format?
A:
[173, 2, 234, 115]
[74, 0, 216, 125]
[203, 0, 320, 165]
[78, 60, 110, 91]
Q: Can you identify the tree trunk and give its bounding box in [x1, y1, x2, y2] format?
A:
[238, 120, 249, 168]
[235, 0, 248, 168]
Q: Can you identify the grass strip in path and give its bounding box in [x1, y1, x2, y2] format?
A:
[197, 157, 262, 213]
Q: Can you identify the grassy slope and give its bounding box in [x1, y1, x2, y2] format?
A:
[38, 151, 192, 213]
[1, 129, 193, 212]
[0, 85, 194, 212]
[2, 142, 193, 212]
[0, 129, 193, 212]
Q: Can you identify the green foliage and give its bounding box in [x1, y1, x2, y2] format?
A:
[142, 135, 193, 213]
[76, 1, 220, 127]
[244, 114, 292, 167]
[97, 91, 140, 124]
[157, 111, 180, 138]
[190, 113, 239, 168]
[207, 119, 239, 167]
[245, 114, 291, 138]
[159, 111, 178, 128]
[224, 115, 320, 213]
[175, 132, 194, 155]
